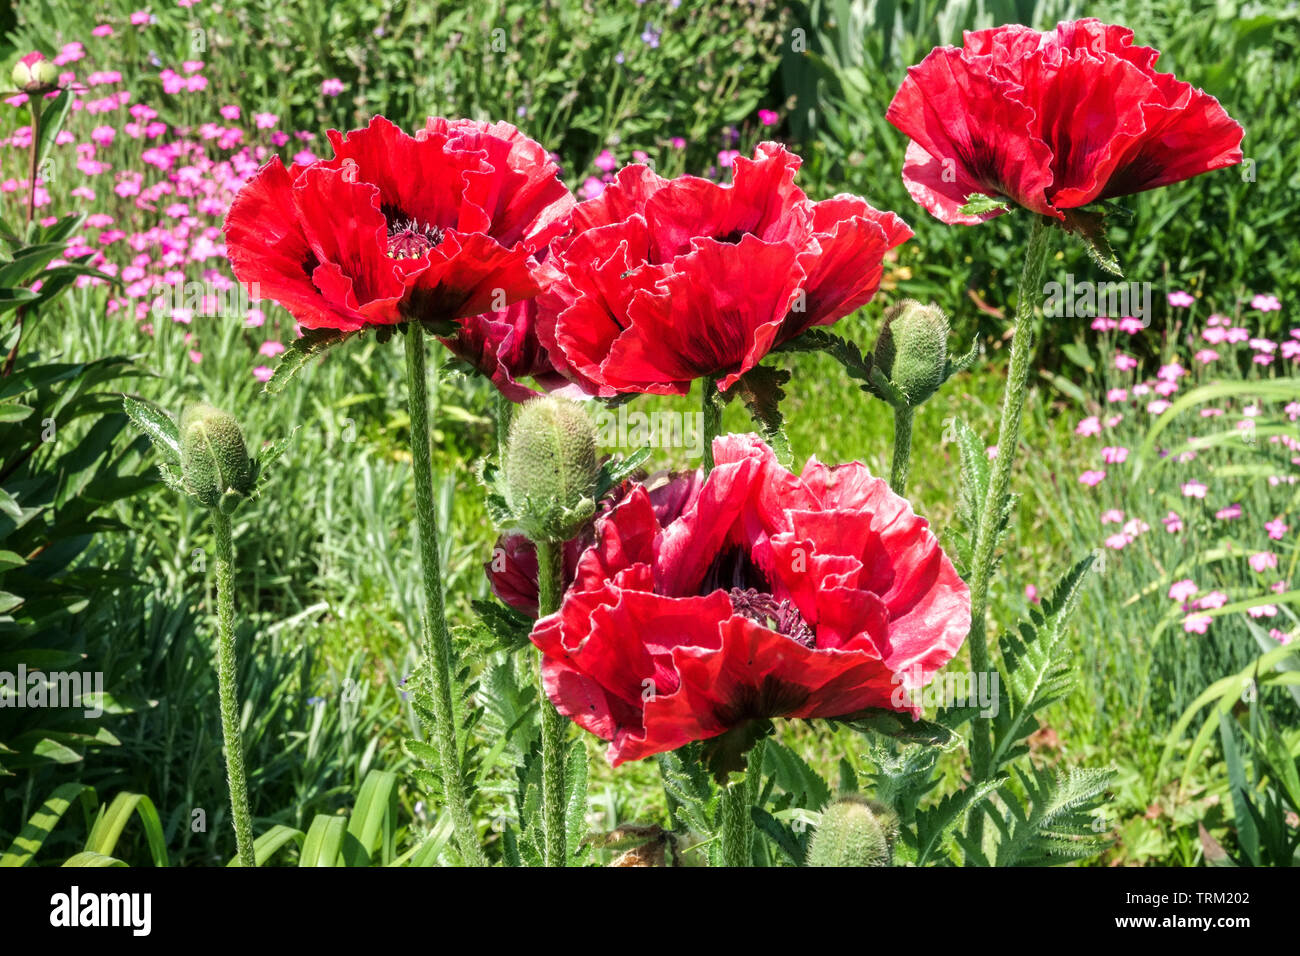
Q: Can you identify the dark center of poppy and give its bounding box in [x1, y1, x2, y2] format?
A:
[385, 214, 444, 261]
[700, 547, 815, 647]
[700, 545, 767, 594]
[713, 228, 747, 244]
[728, 588, 816, 648]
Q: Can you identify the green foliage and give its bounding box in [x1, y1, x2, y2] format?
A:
[726, 364, 795, 466]
[991, 554, 1096, 769]
[958, 765, 1115, 865]
[0, 223, 151, 776]
[3, 785, 168, 867]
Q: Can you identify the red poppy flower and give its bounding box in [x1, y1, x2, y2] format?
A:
[886, 19, 1244, 225]
[439, 297, 578, 403]
[529, 435, 970, 766]
[224, 116, 574, 333]
[536, 146, 911, 396]
[489, 470, 703, 617]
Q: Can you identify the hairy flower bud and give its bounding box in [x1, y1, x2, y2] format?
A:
[11, 52, 59, 95]
[873, 299, 949, 406]
[180, 404, 255, 512]
[807, 797, 897, 867]
[504, 397, 599, 542]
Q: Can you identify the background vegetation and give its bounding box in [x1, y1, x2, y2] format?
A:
[1, 0, 1296, 866]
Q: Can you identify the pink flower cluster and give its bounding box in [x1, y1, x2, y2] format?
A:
[0, 30, 339, 375]
[1077, 303, 1296, 640]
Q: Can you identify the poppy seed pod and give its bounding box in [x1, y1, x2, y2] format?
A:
[807, 797, 898, 867]
[11, 52, 59, 94]
[180, 404, 255, 512]
[504, 397, 599, 542]
[873, 299, 949, 406]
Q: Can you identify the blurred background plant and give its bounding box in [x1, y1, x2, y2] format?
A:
[0, 0, 1295, 866]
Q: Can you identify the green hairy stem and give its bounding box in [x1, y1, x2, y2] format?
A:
[966, 215, 1053, 796]
[701, 377, 723, 474]
[890, 405, 915, 495]
[535, 538, 568, 866]
[212, 510, 256, 868]
[404, 324, 487, 867]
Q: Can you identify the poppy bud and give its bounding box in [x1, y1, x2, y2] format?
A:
[180, 404, 255, 512]
[873, 299, 949, 406]
[504, 397, 598, 542]
[11, 52, 59, 95]
[807, 797, 897, 867]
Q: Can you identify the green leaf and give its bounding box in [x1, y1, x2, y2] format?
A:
[83, 792, 169, 867]
[62, 851, 126, 867]
[729, 364, 793, 466]
[0, 401, 33, 423]
[914, 780, 999, 866]
[121, 396, 180, 464]
[594, 446, 651, 498]
[0, 242, 65, 288]
[764, 741, 831, 810]
[36, 90, 74, 172]
[838, 708, 956, 746]
[991, 554, 1095, 770]
[226, 824, 306, 867]
[564, 739, 589, 864]
[298, 814, 347, 867]
[470, 599, 533, 654]
[264, 328, 355, 394]
[1060, 206, 1122, 276]
[751, 806, 806, 865]
[1, 783, 97, 867]
[342, 770, 398, 866]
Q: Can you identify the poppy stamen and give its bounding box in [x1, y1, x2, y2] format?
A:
[386, 216, 444, 260]
[728, 587, 815, 648]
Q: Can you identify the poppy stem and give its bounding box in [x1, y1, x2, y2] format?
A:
[534, 538, 568, 866]
[404, 323, 487, 867]
[719, 777, 752, 867]
[966, 215, 1052, 801]
[26, 97, 39, 227]
[211, 510, 256, 868]
[701, 378, 723, 474]
[889, 405, 915, 495]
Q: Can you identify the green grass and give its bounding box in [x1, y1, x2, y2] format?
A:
[3, 0, 1297, 867]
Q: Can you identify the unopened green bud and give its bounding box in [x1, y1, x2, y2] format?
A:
[807, 797, 897, 867]
[11, 52, 59, 94]
[180, 404, 254, 512]
[873, 299, 949, 406]
[504, 397, 598, 542]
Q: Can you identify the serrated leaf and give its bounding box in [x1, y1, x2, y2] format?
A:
[729, 364, 793, 466]
[751, 806, 806, 865]
[595, 446, 651, 498]
[564, 739, 589, 864]
[264, 327, 354, 394]
[837, 708, 955, 746]
[914, 779, 1000, 866]
[1060, 207, 1122, 277]
[990, 554, 1095, 770]
[122, 396, 180, 464]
